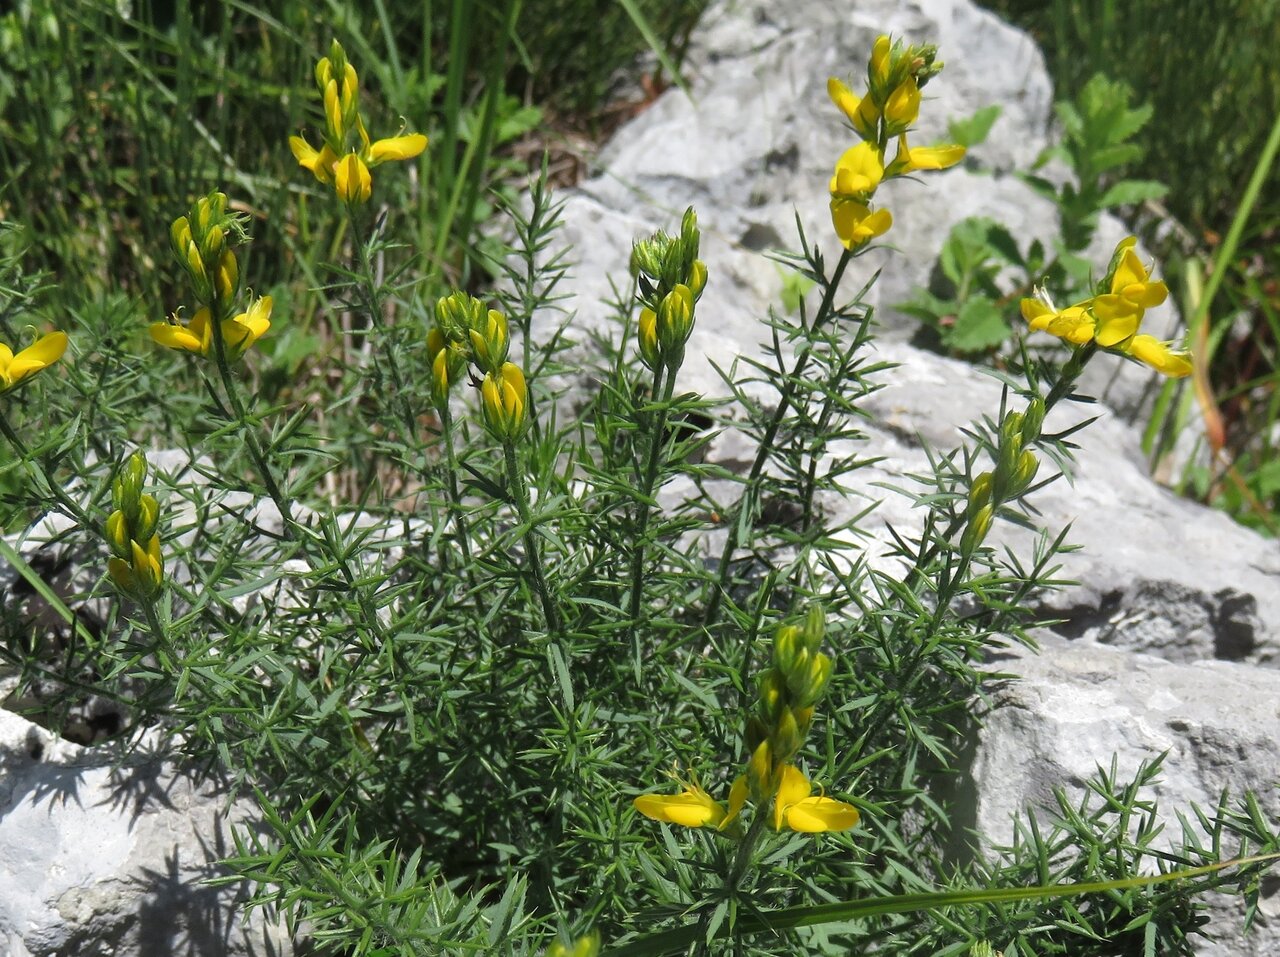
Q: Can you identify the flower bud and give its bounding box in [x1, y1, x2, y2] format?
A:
[1007, 448, 1040, 497]
[468, 309, 510, 375]
[960, 504, 994, 557]
[801, 604, 825, 654]
[999, 412, 1024, 452]
[770, 706, 803, 765]
[794, 653, 832, 708]
[1020, 397, 1045, 446]
[481, 362, 528, 442]
[314, 55, 333, 93]
[105, 510, 131, 560]
[324, 78, 344, 144]
[656, 284, 694, 367]
[637, 307, 661, 371]
[170, 216, 193, 258]
[687, 259, 708, 300]
[215, 249, 239, 307]
[772, 624, 802, 672]
[134, 494, 160, 544]
[747, 739, 774, 802]
[967, 471, 993, 518]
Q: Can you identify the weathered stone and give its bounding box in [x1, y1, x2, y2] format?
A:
[0, 706, 291, 957]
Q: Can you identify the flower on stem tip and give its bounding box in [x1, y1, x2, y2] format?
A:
[0, 332, 68, 394]
[289, 40, 428, 203]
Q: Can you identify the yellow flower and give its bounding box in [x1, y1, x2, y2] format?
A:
[367, 132, 429, 165]
[771, 765, 860, 833]
[829, 199, 892, 251]
[481, 361, 528, 441]
[107, 534, 163, 599]
[289, 136, 339, 185]
[1091, 237, 1168, 347]
[0, 331, 68, 394]
[150, 297, 271, 360]
[223, 296, 273, 357]
[633, 773, 745, 831]
[334, 153, 372, 205]
[888, 133, 966, 175]
[883, 75, 921, 132]
[829, 141, 884, 202]
[827, 76, 879, 142]
[1020, 296, 1096, 346]
[1124, 334, 1193, 378]
[634, 779, 726, 829]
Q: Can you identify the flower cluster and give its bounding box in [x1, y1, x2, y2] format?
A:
[0, 331, 67, 395]
[634, 607, 859, 836]
[1021, 236, 1192, 377]
[105, 452, 164, 600]
[151, 191, 272, 362]
[429, 291, 528, 442]
[630, 207, 708, 374]
[827, 35, 965, 250]
[289, 40, 428, 205]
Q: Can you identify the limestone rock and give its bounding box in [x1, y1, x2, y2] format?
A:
[0, 706, 290, 957]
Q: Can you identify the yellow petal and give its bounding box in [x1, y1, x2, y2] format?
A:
[334, 153, 372, 204]
[1046, 306, 1097, 346]
[870, 35, 891, 84]
[1090, 295, 1142, 347]
[829, 141, 884, 199]
[773, 764, 813, 831]
[8, 331, 68, 381]
[830, 199, 891, 250]
[1126, 334, 1193, 378]
[784, 795, 861, 833]
[1020, 298, 1053, 332]
[633, 788, 725, 828]
[150, 321, 205, 354]
[368, 133, 428, 165]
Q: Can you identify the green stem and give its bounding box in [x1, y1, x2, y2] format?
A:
[350, 209, 420, 444]
[503, 441, 561, 635]
[702, 247, 855, 630]
[625, 362, 676, 659]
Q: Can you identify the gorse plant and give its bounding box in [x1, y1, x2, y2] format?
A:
[2, 27, 1278, 957]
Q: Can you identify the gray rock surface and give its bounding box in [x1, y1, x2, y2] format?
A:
[971, 636, 1280, 957]
[0, 705, 290, 957]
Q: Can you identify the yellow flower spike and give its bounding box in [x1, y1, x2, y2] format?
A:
[826, 76, 880, 142]
[633, 775, 726, 829]
[334, 153, 372, 205]
[772, 765, 860, 833]
[1125, 334, 1193, 378]
[828, 141, 885, 202]
[367, 133, 429, 165]
[151, 308, 213, 355]
[889, 133, 966, 175]
[829, 199, 892, 251]
[0, 331, 69, 393]
[289, 136, 337, 185]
